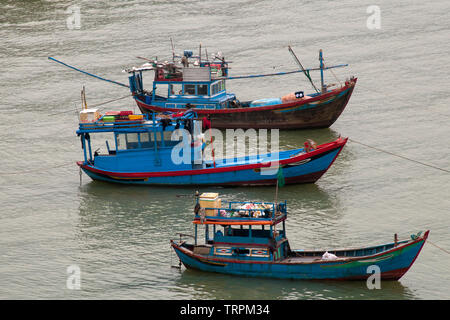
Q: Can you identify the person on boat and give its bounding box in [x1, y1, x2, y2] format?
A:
[202, 115, 211, 130]
[229, 99, 238, 108]
[182, 103, 195, 116]
[181, 56, 189, 67]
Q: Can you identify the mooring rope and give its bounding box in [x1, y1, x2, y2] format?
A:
[348, 138, 450, 174]
[427, 240, 450, 255]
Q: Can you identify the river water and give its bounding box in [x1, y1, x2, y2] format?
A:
[0, 0, 449, 300]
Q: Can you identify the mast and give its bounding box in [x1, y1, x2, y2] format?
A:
[170, 37, 175, 62]
[288, 45, 319, 93]
[319, 49, 325, 93]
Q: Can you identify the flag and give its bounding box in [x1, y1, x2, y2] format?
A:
[277, 166, 285, 187]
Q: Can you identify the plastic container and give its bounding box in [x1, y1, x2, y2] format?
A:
[281, 91, 309, 103]
[119, 111, 133, 116]
[199, 193, 221, 216]
[102, 115, 116, 122]
[79, 108, 101, 123]
[129, 114, 144, 120]
[249, 98, 282, 107]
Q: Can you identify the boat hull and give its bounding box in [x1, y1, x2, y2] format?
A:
[171, 231, 429, 281]
[135, 79, 357, 129]
[77, 138, 347, 186]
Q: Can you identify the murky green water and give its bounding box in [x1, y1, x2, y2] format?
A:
[0, 0, 449, 299]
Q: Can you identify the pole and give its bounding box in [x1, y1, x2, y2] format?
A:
[209, 117, 216, 168]
[274, 176, 279, 208]
[288, 45, 319, 93]
[319, 49, 325, 93]
[170, 37, 175, 62]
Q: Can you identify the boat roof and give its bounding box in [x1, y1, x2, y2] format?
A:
[193, 200, 287, 226]
[76, 111, 199, 134]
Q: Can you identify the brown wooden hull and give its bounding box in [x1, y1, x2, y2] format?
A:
[135, 78, 356, 130]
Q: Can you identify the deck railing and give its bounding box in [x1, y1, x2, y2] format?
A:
[194, 201, 287, 222]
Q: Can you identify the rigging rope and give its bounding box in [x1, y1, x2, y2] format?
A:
[48, 94, 132, 116]
[48, 57, 130, 88]
[325, 62, 343, 87]
[348, 138, 450, 174]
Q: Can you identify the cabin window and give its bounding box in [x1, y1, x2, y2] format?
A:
[211, 83, 218, 95]
[234, 248, 250, 255]
[156, 84, 169, 98]
[220, 80, 225, 91]
[116, 133, 140, 150]
[116, 131, 175, 151]
[116, 134, 126, 150]
[126, 133, 139, 149]
[170, 84, 182, 95]
[198, 84, 208, 95]
[184, 84, 196, 95]
[140, 132, 152, 148]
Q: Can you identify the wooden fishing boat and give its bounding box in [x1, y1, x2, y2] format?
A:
[75, 109, 347, 186]
[171, 194, 429, 280]
[125, 46, 356, 129]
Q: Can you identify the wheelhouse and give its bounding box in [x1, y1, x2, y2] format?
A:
[127, 50, 237, 110]
[188, 193, 290, 261]
[76, 109, 204, 172]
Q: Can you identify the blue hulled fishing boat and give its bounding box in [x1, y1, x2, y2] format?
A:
[75, 109, 347, 186]
[171, 193, 429, 280]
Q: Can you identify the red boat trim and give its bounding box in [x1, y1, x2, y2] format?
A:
[77, 137, 347, 179]
[136, 80, 357, 114]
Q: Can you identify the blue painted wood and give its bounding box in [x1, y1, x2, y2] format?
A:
[171, 195, 428, 280]
[77, 113, 346, 186]
[172, 238, 426, 280]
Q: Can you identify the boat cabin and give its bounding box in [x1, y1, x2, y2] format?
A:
[188, 193, 290, 261]
[76, 110, 205, 172]
[127, 50, 238, 110]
